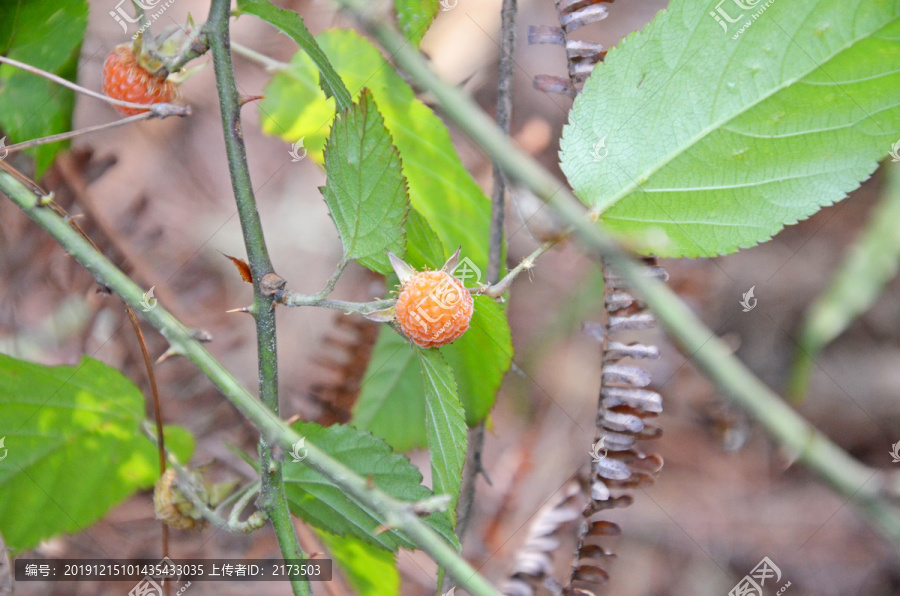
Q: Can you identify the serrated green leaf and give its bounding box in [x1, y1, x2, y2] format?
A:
[352, 328, 427, 452]
[0, 0, 88, 176]
[317, 529, 400, 596]
[560, 0, 900, 257]
[322, 89, 409, 274]
[0, 354, 193, 551]
[234, 0, 352, 110]
[441, 296, 512, 425]
[395, 0, 439, 46]
[283, 421, 456, 551]
[405, 208, 447, 271]
[417, 349, 466, 527]
[789, 162, 900, 398]
[258, 28, 491, 273]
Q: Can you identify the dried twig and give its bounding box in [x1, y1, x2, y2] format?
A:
[458, 0, 519, 548]
[3, 112, 189, 155]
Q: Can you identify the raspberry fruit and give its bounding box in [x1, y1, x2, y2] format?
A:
[395, 267, 474, 349]
[102, 44, 176, 115]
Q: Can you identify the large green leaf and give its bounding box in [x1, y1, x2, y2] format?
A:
[789, 162, 900, 398]
[234, 0, 352, 110]
[321, 89, 409, 274]
[560, 0, 900, 257]
[352, 328, 427, 452]
[417, 349, 466, 527]
[0, 354, 193, 551]
[440, 296, 512, 425]
[0, 0, 88, 176]
[258, 28, 491, 273]
[405, 208, 447, 271]
[317, 529, 400, 596]
[283, 421, 456, 551]
[395, 0, 439, 46]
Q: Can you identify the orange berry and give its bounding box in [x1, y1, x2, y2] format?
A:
[102, 44, 177, 116]
[395, 269, 474, 348]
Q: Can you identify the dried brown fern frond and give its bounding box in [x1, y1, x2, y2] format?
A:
[565, 259, 666, 595]
[502, 482, 584, 596]
[525, 1, 668, 591]
[309, 312, 379, 425]
[528, 0, 613, 97]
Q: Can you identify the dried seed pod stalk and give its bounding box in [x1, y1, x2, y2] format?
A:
[528, 0, 613, 97]
[502, 482, 584, 596]
[565, 259, 666, 595]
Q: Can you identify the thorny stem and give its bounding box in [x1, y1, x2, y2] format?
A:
[487, 0, 516, 286]
[458, 0, 518, 547]
[231, 41, 290, 72]
[334, 0, 900, 547]
[169, 459, 265, 533]
[160, 27, 211, 76]
[0, 169, 503, 596]
[0, 55, 190, 116]
[205, 2, 308, 595]
[279, 295, 394, 314]
[226, 481, 264, 524]
[473, 239, 560, 299]
[306, 256, 350, 302]
[2, 112, 188, 154]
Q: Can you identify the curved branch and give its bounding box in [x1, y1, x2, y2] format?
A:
[204, 1, 307, 593]
[0, 164, 502, 596]
[331, 0, 900, 546]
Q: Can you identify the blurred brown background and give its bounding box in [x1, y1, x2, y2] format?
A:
[1, 0, 898, 594]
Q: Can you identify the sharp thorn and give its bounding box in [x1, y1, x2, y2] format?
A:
[155, 346, 184, 365]
[239, 95, 265, 107]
